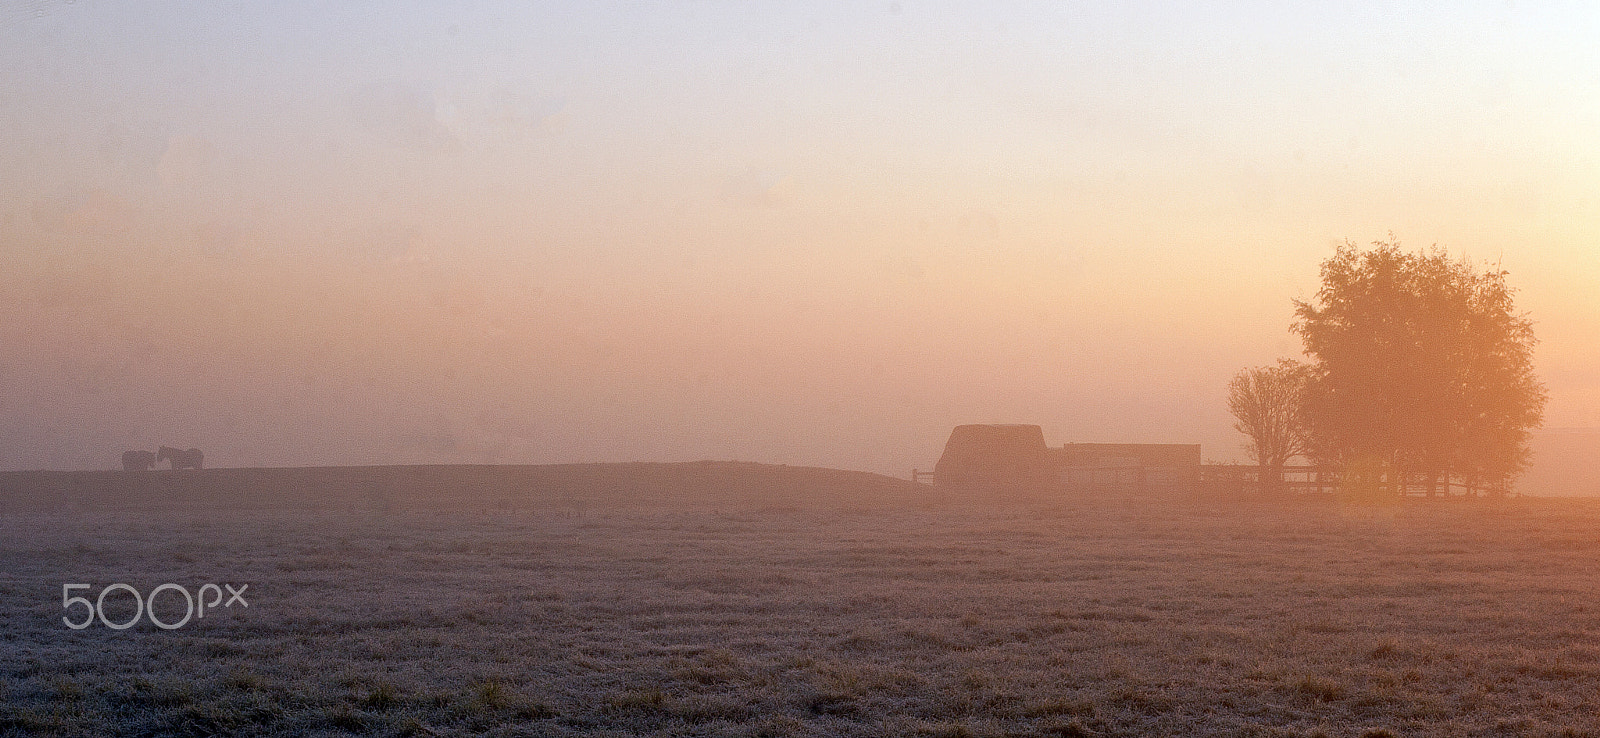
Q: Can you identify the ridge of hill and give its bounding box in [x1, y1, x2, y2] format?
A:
[0, 461, 926, 513]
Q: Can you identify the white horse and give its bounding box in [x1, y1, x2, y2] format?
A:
[158, 446, 204, 470]
[121, 449, 156, 471]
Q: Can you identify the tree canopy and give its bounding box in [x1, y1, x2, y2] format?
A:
[1291, 239, 1545, 490]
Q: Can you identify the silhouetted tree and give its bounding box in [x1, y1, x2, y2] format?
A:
[1292, 239, 1545, 493]
[1227, 360, 1311, 491]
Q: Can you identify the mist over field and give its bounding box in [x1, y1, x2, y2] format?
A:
[8, 4, 1600, 737]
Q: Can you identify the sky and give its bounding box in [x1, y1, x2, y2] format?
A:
[2, 1, 1598, 474]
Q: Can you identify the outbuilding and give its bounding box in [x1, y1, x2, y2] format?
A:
[933, 424, 1200, 497]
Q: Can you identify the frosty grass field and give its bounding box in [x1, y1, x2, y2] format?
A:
[5, 469, 1600, 737]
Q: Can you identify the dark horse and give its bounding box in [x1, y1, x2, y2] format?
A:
[158, 446, 204, 470]
[121, 449, 156, 471]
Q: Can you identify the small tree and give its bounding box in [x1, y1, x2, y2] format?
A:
[1227, 360, 1311, 491]
[1292, 238, 1545, 493]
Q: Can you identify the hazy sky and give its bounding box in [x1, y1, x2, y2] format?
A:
[3, 2, 1598, 473]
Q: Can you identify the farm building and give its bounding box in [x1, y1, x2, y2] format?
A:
[931, 424, 1200, 497]
[1052, 442, 1201, 492]
[931, 424, 1054, 497]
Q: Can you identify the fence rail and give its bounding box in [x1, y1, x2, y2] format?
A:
[1199, 464, 1511, 497]
[913, 464, 1513, 497]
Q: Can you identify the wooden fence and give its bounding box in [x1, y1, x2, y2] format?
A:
[1199, 464, 1512, 497]
[912, 464, 1514, 498]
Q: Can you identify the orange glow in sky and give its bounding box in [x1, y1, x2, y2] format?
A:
[2, 3, 1598, 472]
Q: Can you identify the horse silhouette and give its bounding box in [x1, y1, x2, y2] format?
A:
[121, 449, 156, 471]
[158, 446, 204, 470]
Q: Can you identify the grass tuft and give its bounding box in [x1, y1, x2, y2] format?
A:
[1293, 675, 1347, 702]
[362, 681, 400, 710]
